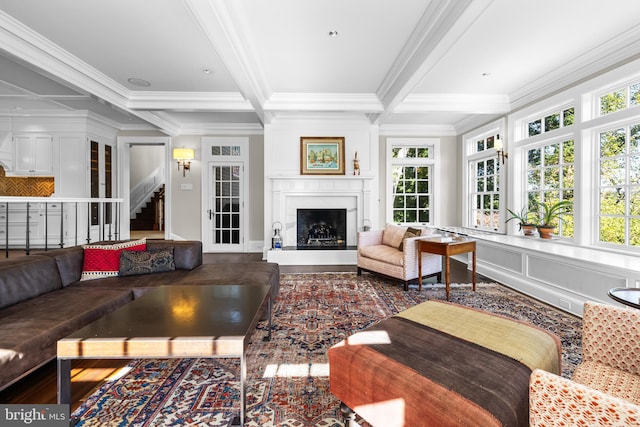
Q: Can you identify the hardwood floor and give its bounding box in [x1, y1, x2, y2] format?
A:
[0, 256, 486, 411]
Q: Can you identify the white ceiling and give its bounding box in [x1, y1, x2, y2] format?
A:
[1, 0, 640, 136]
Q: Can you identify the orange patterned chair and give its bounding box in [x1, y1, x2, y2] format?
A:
[530, 301, 640, 426]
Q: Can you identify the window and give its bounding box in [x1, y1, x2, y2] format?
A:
[599, 81, 640, 115]
[526, 139, 575, 238]
[470, 157, 501, 230]
[598, 124, 640, 247]
[387, 139, 437, 225]
[463, 127, 505, 233]
[527, 107, 574, 137]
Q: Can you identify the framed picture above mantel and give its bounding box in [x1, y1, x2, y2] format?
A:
[300, 136, 345, 175]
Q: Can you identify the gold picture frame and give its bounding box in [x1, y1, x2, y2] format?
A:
[300, 136, 345, 175]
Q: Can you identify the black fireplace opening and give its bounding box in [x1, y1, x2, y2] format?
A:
[296, 208, 347, 249]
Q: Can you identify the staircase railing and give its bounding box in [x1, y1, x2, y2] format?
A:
[130, 167, 165, 218]
[0, 196, 124, 257]
[154, 186, 165, 230]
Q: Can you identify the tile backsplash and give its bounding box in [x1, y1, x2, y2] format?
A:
[0, 167, 55, 197]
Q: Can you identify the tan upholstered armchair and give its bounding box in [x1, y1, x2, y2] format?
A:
[356, 224, 442, 290]
[530, 301, 640, 426]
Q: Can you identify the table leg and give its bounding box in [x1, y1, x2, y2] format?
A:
[418, 248, 423, 291]
[57, 358, 71, 405]
[445, 255, 451, 301]
[472, 249, 476, 292]
[232, 353, 247, 426]
[263, 297, 272, 342]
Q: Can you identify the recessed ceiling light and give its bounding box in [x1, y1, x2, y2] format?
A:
[201, 67, 213, 74]
[127, 77, 151, 87]
[328, 30, 339, 37]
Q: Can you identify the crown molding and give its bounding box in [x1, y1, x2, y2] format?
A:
[264, 93, 383, 113]
[177, 122, 264, 135]
[379, 123, 457, 137]
[0, 11, 132, 108]
[127, 91, 254, 111]
[395, 93, 510, 114]
[453, 113, 502, 135]
[511, 25, 640, 110]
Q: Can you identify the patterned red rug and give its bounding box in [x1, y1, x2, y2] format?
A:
[70, 273, 581, 426]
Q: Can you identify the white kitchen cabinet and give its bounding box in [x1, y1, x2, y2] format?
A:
[12, 135, 54, 175]
[0, 202, 69, 248]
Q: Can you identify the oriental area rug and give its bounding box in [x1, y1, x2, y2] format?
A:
[70, 273, 582, 427]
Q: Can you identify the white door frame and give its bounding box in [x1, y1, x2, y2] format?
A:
[117, 136, 171, 240]
[201, 137, 249, 252]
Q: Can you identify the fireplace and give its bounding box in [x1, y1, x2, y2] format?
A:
[296, 208, 347, 249]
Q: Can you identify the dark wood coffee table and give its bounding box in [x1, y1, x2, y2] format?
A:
[57, 284, 272, 426]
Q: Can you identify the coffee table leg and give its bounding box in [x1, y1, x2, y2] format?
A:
[57, 358, 71, 404]
[263, 297, 272, 342]
[241, 353, 246, 425]
[231, 353, 246, 426]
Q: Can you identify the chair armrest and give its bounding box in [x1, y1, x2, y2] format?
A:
[530, 369, 640, 426]
[357, 230, 384, 248]
[402, 237, 442, 276]
[582, 301, 640, 375]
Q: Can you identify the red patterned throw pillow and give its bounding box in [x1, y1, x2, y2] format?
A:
[81, 238, 147, 281]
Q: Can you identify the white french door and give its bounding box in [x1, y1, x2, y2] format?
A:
[201, 137, 249, 252]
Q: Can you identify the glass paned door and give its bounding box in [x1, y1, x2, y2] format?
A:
[207, 163, 243, 251]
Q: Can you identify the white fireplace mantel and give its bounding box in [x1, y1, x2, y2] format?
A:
[267, 175, 375, 264]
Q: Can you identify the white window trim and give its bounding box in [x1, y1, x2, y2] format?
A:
[589, 119, 640, 254]
[385, 137, 440, 226]
[462, 119, 506, 233]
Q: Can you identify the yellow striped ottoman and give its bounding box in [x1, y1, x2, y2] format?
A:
[329, 300, 561, 427]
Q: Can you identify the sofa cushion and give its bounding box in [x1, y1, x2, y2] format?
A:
[0, 255, 63, 309]
[572, 361, 640, 405]
[359, 244, 405, 267]
[381, 224, 408, 249]
[146, 240, 202, 270]
[119, 248, 175, 276]
[81, 238, 147, 281]
[40, 246, 84, 286]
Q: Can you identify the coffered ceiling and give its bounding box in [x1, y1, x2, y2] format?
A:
[1, 0, 640, 136]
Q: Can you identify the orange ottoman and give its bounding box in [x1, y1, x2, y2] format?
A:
[329, 300, 561, 427]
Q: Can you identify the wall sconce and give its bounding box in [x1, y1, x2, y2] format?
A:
[173, 148, 195, 177]
[494, 136, 508, 164]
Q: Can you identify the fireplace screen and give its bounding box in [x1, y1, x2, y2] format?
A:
[296, 209, 347, 249]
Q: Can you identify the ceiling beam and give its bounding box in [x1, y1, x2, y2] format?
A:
[371, 0, 493, 125]
[184, 0, 270, 124]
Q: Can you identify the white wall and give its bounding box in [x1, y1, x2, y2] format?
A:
[129, 145, 164, 190]
[264, 115, 379, 248]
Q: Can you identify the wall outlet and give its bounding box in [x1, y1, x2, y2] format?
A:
[180, 183, 193, 191]
[558, 298, 571, 310]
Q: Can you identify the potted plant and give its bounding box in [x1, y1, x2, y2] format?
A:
[535, 200, 572, 239]
[505, 206, 537, 236]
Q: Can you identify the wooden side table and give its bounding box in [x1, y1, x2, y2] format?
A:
[418, 237, 476, 300]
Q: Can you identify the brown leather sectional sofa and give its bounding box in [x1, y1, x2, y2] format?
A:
[0, 240, 279, 390]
